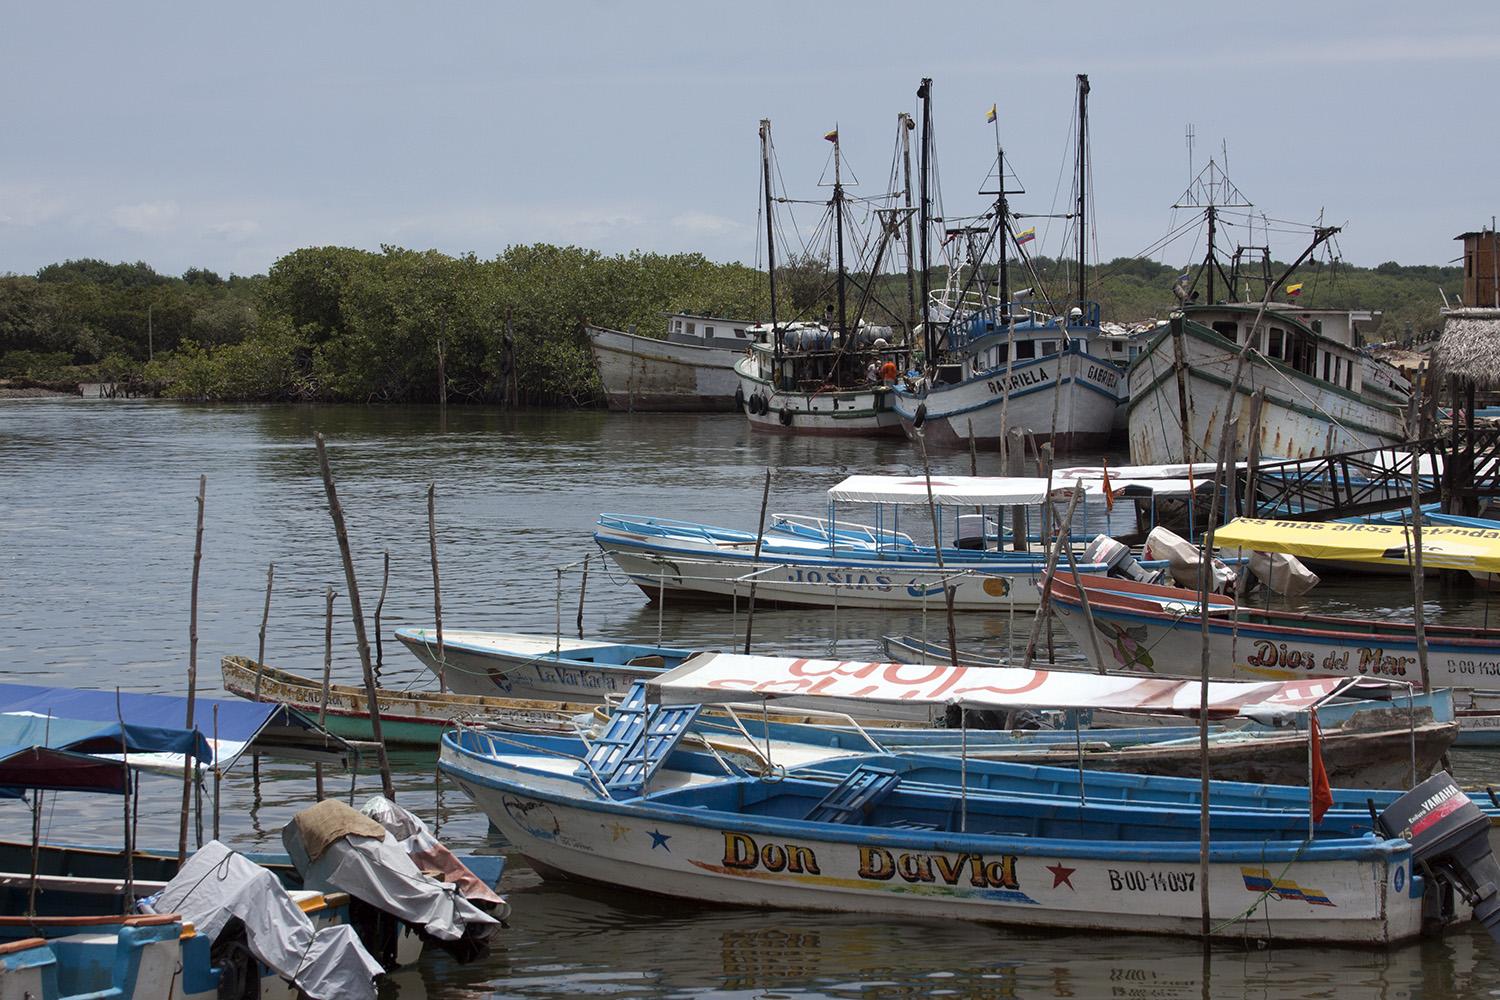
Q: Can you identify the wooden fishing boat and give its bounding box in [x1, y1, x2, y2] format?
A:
[440, 663, 1480, 945]
[221, 656, 593, 746]
[588, 313, 749, 412]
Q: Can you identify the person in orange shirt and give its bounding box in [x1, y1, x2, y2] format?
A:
[879, 360, 899, 383]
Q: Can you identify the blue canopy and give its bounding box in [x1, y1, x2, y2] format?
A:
[0, 683, 341, 772]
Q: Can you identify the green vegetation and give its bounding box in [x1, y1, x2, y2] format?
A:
[0, 246, 1461, 403]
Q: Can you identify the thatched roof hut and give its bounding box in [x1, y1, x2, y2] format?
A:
[1433, 307, 1500, 390]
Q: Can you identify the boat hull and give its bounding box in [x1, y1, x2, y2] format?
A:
[734, 356, 904, 437]
[588, 326, 741, 412]
[442, 747, 1420, 945]
[594, 530, 1049, 611]
[395, 629, 671, 702]
[892, 349, 1122, 452]
[1126, 321, 1406, 465]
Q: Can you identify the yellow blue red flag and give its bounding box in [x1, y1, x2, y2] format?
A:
[986, 104, 997, 124]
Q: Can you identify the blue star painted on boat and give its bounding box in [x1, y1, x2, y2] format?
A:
[648, 828, 672, 851]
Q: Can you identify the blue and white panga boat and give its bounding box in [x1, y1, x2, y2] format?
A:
[594, 472, 1208, 612]
[439, 654, 1494, 945]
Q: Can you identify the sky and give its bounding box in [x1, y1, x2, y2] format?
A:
[1, 2, 1496, 278]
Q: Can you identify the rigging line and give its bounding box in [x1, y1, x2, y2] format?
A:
[1043, 97, 1078, 270]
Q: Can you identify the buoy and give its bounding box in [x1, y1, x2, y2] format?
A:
[779, 406, 794, 426]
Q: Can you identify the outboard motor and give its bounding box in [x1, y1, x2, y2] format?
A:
[1378, 771, 1500, 943]
[1083, 534, 1164, 585]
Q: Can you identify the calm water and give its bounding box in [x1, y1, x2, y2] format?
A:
[2, 397, 1498, 999]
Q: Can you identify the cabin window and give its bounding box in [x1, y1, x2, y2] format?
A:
[1129, 346, 1141, 359]
[673, 320, 683, 332]
[1268, 328, 1283, 358]
[1322, 352, 1331, 382]
[1346, 362, 1354, 390]
[1041, 340, 1059, 357]
[994, 344, 1010, 364]
[1212, 321, 1238, 341]
[704, 326, 715, 337]
[1311, 320, 1323, 335]
[687, 322, 696, 335]
[1016, 340, 1036, 360]
[734, 328, 746, 338]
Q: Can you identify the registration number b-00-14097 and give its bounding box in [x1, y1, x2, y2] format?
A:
[1108, 868, 1195, 892]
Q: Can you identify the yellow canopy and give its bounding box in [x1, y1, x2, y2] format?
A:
[1212, 517, 1500, 574]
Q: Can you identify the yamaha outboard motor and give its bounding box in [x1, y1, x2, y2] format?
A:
[1378, 771, 1500, 943]
[1083, 534, 1164, 586]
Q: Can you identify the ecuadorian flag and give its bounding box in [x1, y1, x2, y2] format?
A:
[986, 104, 997, 124]
[1016, 227, 1036, 245]
[824, 128, 838, 143]
[1287, 282, 1304, 297]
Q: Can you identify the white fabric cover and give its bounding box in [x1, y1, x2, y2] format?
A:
[283, 811, 500, 943]
[360, 795, 506, 909]
[1144, 526, 1235, 591]
[150, 840, 382, 1000]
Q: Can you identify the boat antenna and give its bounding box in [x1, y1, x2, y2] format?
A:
[992, 104, 1009, 316]
[918, 77, 933, 364]
[760, 119, 781, 361]
[1075, 73, 1089, 309]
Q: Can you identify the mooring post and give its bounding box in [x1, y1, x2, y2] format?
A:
[428, 484, 446, 692]
[314, 433, 395, 800]
[178, 474, 205, 864]
[744, 468, 773, 654]
[373, 551, 390, 684]
[577, 554, 590, 639]
[317, 584, 335, 801]
[254, 562, 274, 700]
[917, 434, 960, 666]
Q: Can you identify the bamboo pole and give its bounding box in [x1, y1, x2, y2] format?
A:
[1410, 386, 1431, 693]
[428, 484, 446, 692]
[1196, 421, 1234, 939]
[1023, 484, 1084, 669]
[317, 584, 335, 801]
[373, 551, 389, 684]
[117, 689, 132, 913]
[743, 469, 773, 654]
[314, 433, 394, 800]
[178, 474, 205, 864]
[577, 554, 590, 639]
[918, 434, 960, 666]
[211, 705, 220, 842]
[254, 562, 274, 699]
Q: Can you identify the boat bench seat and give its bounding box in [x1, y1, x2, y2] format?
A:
[804, 766, 901, 825]
[625, 655, 667, 668]
[884, 819, 942, 831]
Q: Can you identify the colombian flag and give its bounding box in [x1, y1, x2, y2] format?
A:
[986, 104, 997, 124]
[1016, 227, 1036, 245]
[1287, 282, 1304, 297]
[824, 128, 838, 143]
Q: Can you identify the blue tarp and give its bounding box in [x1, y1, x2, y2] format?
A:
[0, 714, 212, 763]
[0, 683, 326, 771]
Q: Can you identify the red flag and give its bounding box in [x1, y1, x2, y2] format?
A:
[1101, 458, 1115, 513]
[1309, 709, 1333, 824]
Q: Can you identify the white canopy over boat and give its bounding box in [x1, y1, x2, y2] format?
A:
[648, 652, 1409, 720]
[826, 473, 1211, 507]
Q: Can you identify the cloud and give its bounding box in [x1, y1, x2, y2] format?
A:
[206, 219, 262, 242]
[669, 211, 745, 239]
[0, 185, 68, 227]
[109, 200, 180, 234]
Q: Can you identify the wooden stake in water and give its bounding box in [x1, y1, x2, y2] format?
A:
[254, 562, 274, 700]
[1409, 386, 1431, 693]
[314, 433, 395, 800]
[317, 584, 335, 801]
[117, 688, 132, 913]
[373, 551, 390, 683]
[179, 474, 205, 864]
[428, 484, 446, 692]
[577, 554, 590, 639]
[918, 434, 960, 666]
[744, 469, 773, 654]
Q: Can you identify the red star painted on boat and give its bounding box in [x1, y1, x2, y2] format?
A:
[1047, 863, 1076, 890]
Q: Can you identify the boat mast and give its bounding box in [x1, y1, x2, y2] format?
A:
[996, 129, 1009, 316]
[918, 77, 933, 362]
[832, 130, 848, 340]
[1075, 73, 1089, 309]
[760, 119, 780, 361]
[900, 113, 917, 336]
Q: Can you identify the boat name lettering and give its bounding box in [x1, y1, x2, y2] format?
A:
[788, 568, 894, 592]
[1246, 640, 1320, 672]
[985, 367, 1049, 395]
[722, 832, 821, 875]
[1107, 868, 1195, 893]
[1085, 364, 1120, 389]
[1355, 647, 1412, 677]
[858, 847, 1019, 889]
[532, 664, 619, 689]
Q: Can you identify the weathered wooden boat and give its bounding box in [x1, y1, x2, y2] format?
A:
[222, 655, 594, 746]
[440, 660, 1486, 945]
[392, 627, 711, 703]
[588, 313, 750, 412]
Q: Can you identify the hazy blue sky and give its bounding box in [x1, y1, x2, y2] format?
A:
[2, 2, 1495, 278]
